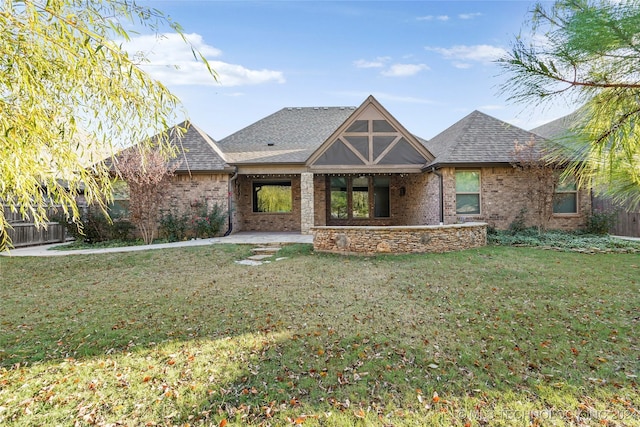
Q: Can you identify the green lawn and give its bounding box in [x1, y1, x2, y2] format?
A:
[0, 244, 638, 426]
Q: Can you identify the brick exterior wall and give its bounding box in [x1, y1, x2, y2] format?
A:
[161, 172, 231, 234]
[312, 223, 487, 255]
[392, 173, 441, 225]
[231, 168, 590, 233]
[313, 175, 327, 227]
[311, 173, 440, 227]
[235, 175, 301, 232]
[441, 166, 590, 230]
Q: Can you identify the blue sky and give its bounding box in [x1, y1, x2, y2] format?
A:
[130, 1, 576, 140]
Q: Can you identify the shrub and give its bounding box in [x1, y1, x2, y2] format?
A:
[109, 218, 135, 241]
[585, 210, 617, 235]
[508, 208, 528, 234]
[191, 202, 226, 238]
[160, 200, 227, 241]
[488, 228, 640, 252]
[58, 210, 134, 243]
[159, 210, 189, 242]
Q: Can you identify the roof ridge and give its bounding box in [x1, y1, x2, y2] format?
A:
[191, 123, 231, 166]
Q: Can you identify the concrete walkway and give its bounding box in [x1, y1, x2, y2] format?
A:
[612, 235, 640, 242]
[1, 232, 313, 257]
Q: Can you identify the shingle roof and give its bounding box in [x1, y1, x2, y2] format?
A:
[168, 121, 231, 172]
[105, 121, 231, 173]
[215, 107, 357, 164]
[425, 110, 546, 167]
[530, 110, 583, 139]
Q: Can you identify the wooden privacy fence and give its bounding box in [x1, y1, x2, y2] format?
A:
[3, 205, 68, 248]
[592, 197, 640, 237]
[6, 222, 67, 247]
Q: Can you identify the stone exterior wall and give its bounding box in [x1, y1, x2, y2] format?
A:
[441, 166, 590, 230]
[312, 223, 487, 255]
[235, 175, 301, 232]
[161, 172, 230, 234]
[300, 172, 314, 234]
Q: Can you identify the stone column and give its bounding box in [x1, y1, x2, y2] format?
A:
[300, 172, 315, 234]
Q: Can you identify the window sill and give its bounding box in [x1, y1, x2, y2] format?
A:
[552, 213, 580, 218]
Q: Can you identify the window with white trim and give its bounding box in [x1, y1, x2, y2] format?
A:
[553, 175, 578, 214]
[109, 179, 130, 218]
[455, 170, 480, 215]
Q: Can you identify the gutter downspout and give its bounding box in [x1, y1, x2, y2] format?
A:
[431, 167, 444, 224]
[224, 167, 238, 236]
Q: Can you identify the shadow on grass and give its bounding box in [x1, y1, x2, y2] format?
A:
[0, 245, 638, 425]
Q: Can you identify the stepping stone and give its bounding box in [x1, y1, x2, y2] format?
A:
[235, 259, 263, 266]
[247, 254, 274, 261]
[252, 247, 281, 254]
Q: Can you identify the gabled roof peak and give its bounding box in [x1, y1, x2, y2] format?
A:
[306, 95, 434, 172]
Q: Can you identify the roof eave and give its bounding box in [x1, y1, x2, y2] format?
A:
[424, 161, 514, 171]
[230, 161, 306, 166]
[310, 165, 425, 174]
[174, 167, 236, 174]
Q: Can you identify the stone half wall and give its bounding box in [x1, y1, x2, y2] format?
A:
[312, 223, 487, 255]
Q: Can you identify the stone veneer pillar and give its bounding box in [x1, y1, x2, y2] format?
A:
[300, 172, 315, 234]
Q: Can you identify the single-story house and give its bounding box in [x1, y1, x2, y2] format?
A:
[146, 95, 589, 236]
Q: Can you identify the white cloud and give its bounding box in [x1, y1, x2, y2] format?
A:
[426, 44, 507, 65]
[459, 12, 482, 20]
[453, 62, 472, 69]
[123, 32, 285, 87]
[381, 63, 430, 77]
[353, 57, 390, 68]
[417, 15, 450, 21]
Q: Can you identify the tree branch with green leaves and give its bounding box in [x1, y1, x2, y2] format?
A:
[0, 0, 216, 251]
[499, 0, 640, 209]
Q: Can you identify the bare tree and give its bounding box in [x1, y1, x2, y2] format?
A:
[511, 138, 559, 232]
[115, 147, 175, 244]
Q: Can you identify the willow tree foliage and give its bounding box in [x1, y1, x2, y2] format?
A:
[0, 0, 214, 250]
[499, 0, 640, 209]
